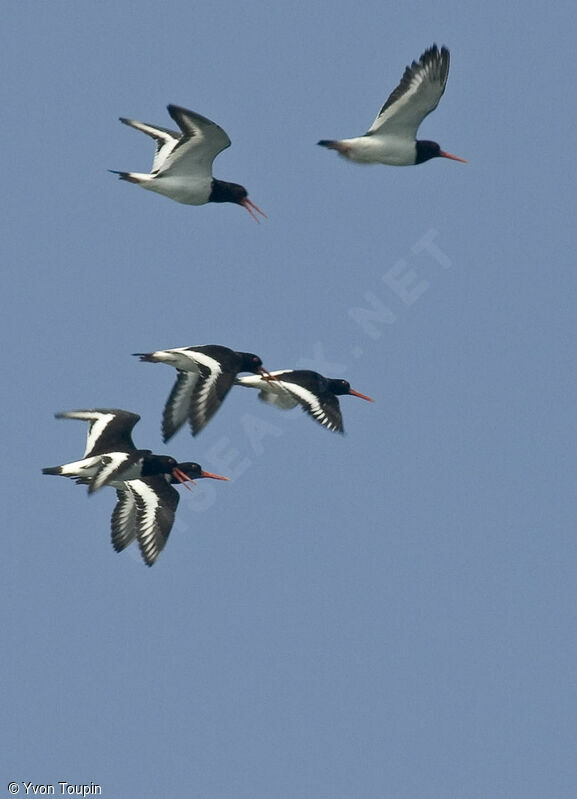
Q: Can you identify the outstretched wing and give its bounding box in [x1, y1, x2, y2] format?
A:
[156, 105, 231, 179]
[277, 380, 344, 433]
[110, 488, 138, 553]
[187, 362, 236, 436]
[119, 117, 181, 172]
[162, 370, 201, 442]
[55, 409, 140, 458]
[367, 45, 450, 140]
[128, 477, 180, 566]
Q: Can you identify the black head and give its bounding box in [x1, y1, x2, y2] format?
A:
[326, 378, 353, 396]
[173, 462, 229, 483]
[171, 462, 203, 481]
[238, 352, 265, 374]
[209, 179, 266, 221]
[326, 378, 374, 402]
[416, 140, 467, 165]
[141, 455, 178, 477]
[209, 179, 248, 205]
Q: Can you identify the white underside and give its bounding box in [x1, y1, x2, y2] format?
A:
[130, 174, 213, 205]
[148, 347, 215, 371]
[237, 373, 304, 410]
[337, 135, 417, 166]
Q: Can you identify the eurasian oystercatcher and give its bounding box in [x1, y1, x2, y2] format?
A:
[134, 345, 273, 440]
[42, 409, 195, 493]
[42, 409, 228, 565]
[317, 45, 466, 166]
[110, 104, 266, 221]
[235, 370, 374, 433]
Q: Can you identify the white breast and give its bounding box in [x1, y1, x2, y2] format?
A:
[339, 135, 416, 166]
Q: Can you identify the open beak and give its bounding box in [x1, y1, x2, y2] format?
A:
[259, 366, 279, 381]
[242, 198, 267, 223]
[200, 471, 229, 481]
[348, 388, 374, 402]
[172, 467, 195, 491]
[440, 150, 467, 163]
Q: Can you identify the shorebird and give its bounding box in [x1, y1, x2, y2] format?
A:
[42, 409, 228, 565]
[317, 45, 466, 166]
[134, 345, 273, 440]
[42, 409, 193, 493]
[111, 104, 266, 220]
[236, 370, 373, 433]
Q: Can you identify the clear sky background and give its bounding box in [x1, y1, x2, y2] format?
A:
[3, 2, 575, 797]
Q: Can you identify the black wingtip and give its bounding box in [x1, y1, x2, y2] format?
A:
[317, 140, 341, 151]
[108, 169, 132, 181]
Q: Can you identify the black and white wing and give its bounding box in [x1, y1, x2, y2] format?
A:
[236, 372, 343, 432]
[119, 117, 181, 172]
[186, 354, 236, 436]
[367, 45, 450, 140]
[277, 381, 344, 433]
[157, 105, 232, 180]
[128, 477, 180, 566]
[110, 488, 138, 553]
[160, 354, 234, 439]
[87, 449, 151, 494]
[162, 370, 202, 442]
[55, 409, 140, 458]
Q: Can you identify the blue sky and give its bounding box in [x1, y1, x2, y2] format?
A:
[4, 2, 575, 798]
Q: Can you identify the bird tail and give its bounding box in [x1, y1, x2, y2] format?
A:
[317, 139, 340, 150]
[42, 465, 64, 475]
[108, 170, 148, 184]
[132, 352, 158, 362]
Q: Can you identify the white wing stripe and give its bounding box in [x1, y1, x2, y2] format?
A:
[84, 413, 116, 458]
[91, 452, 133, 492]
[167, 372, 199, 431]
[129, 481, 163, 564]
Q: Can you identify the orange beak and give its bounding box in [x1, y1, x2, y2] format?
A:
[259, 367, 280, 381]
[242, 198, 267, 223]
[349, 388, 374, 402]
[440, 150, 467, 163]
[200, 471, 230, 481]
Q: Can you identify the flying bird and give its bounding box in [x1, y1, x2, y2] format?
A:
[42, 409, 193, 493]
[110, 104, 266, 221]
[134, 345, 274, 440]
[42, 409, 228, 565]
[317, 45, 466, 166]
[236, 370, 374, 433]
